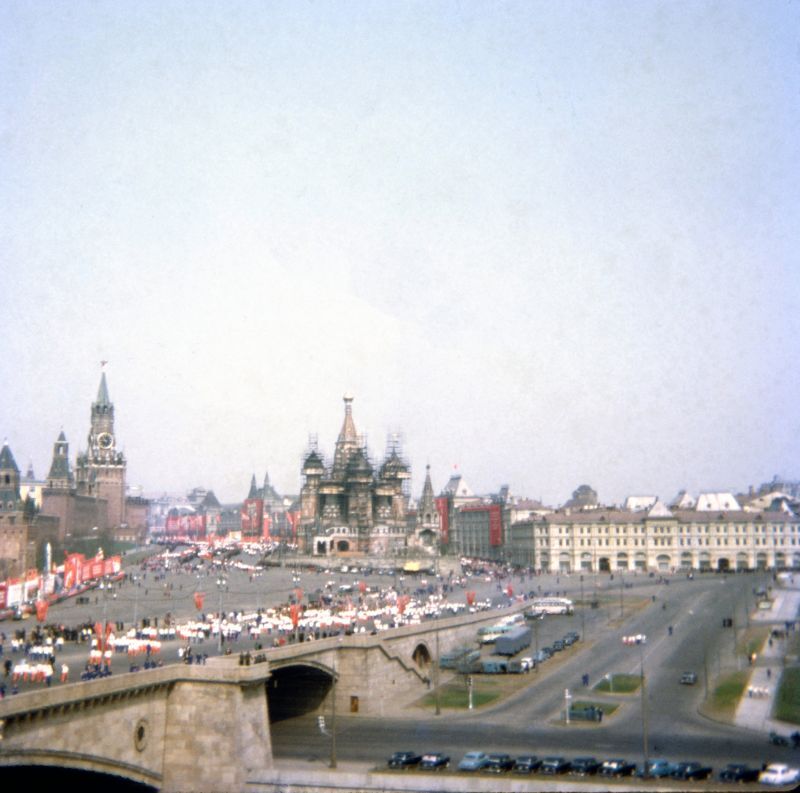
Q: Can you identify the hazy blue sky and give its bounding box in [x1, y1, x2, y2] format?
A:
[2, 1, 798, 506]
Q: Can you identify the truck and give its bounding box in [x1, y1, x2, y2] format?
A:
[440, 647, 478, 670]
[494, 625, 532, 656]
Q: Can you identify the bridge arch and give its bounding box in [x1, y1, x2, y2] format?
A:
[411, 642, 432, 669]
[0, 764, 158, 792]
[266, 661, 335, 721]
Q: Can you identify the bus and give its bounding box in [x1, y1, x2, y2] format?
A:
[526, 597, 574, 616]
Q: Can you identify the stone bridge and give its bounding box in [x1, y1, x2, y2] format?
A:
[0, 603, 526, 791]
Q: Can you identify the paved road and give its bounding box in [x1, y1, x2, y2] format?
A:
[272, 572, 794, 774]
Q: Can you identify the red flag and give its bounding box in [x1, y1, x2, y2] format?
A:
[397, 595, 410, 615]
[466, 591, 476, 606]
[35, 599, 48, 622]
[94, 621, 104, 652]
[294, 588, 303, 603]
[290, 603, 302, 628]
[506, 584, 514, 597]
[358, 581, 366, 595]
[194, 591, 206, 610]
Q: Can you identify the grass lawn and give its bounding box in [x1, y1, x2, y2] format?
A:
[593, 673, 641, 693]
[419, 683, 500, 710]
[417, 672, 537, 711]
[738, 626, 769, 658]
[774, 667, 800, 725]
[700, 669, 749, 720]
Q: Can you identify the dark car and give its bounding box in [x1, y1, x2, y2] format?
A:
[419, 753, 450, 771]
[484, 753, 515, 773]
[719, 763, 760, 783]
[540, 756, 571, 774]
[552, 639, 565, 651]
[671, 761, 712, 780]
[680, 671, 698, 685]
[599, 759, 636, 777]
[570, 757, 601, 775]
[387, 751, 422, 769]
[513, 755, 542, 774]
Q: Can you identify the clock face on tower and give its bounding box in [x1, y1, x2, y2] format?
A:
[97, 432, 113, 449]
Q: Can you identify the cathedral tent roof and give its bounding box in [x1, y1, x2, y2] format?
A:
[347, 447, 373, 476]
[302, 449, 325, 471]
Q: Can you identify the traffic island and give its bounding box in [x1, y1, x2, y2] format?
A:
[593, 673, 641, 694]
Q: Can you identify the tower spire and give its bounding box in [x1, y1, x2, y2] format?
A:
[96, 371, 111, 407]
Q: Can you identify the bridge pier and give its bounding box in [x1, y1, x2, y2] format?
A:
[162, 678, 273, 792]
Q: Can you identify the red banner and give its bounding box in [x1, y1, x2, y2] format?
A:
[435, 497, 450, 544]
[35, 600, 49, 622]
[489, 504, 503, 546]
[286, 510, 300, 541]
[194, 592, 206, 611]
[242, 499, 263, 538]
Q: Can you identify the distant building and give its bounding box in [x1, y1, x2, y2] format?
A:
[0, 442, 58, 577]
[508, 497, 800, 573]
[38, 371, 148, 547]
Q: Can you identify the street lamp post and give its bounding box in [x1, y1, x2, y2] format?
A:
[434, 609, 441, 715]
[580, 574, 586, 641]
[623, 634, 648, 778]
[216, 576, 227, 655]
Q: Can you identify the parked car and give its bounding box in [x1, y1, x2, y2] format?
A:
[539, 756, 571, 774]
[552, 639, 565, 651]
[520, 656, 534, 671]
[562, 633, 578, 646]
[387, 751, 422, 769]
[671, 761, 713, 780]
[637, 759, 675, 778]
[570, 757, 601, 775]
[599, 759, 636, 777]
[419, 753, 449, 771]
[759, 764, 800, 786]
[533, 649, 551, 663]
[512, 755, 542, 774]
[484, 753, 515, 773]
[458, 751, 489, 772]
[718, 763, 760, 783]
[680, 671, 698, 685]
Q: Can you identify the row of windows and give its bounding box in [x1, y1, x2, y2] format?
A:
[534, 535, 799, 548]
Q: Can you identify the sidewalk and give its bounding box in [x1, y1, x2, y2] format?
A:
[734, 582, 800, 735]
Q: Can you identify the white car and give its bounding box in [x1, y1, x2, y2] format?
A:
[520, 657, 534, 671]
[759, 764, 800, 785]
